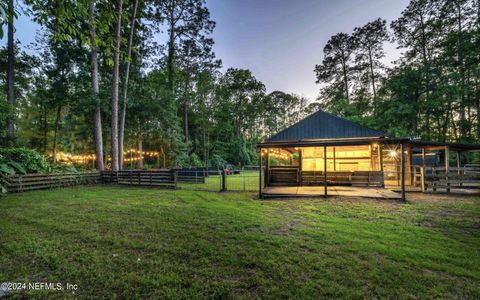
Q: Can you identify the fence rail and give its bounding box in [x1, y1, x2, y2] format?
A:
[101, 170, 177, 188]
[419, 166, 480, 193]
[2, 171, 100, 193]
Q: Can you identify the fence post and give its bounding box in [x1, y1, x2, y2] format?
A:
[243, 168, 246, 192]
[221, 170, 227, 192]
[460, 166, 463, 187]
[420, 167, 425, 193]
[173, 169, 177, 190]
[195, 170, 198, 191]
[323, 145, 327, 198]
[413, 167, 417, 187]
[446, 171, 450, 193]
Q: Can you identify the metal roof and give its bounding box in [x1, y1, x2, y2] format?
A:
[267, 110, 386, 142]
[257, 137, 480, 151]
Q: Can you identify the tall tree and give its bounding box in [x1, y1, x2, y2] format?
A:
[439, 0, 476, 140]
[176, 38, 220, 144]
[315, 33, 355, 115]
[6, 0, 15, 145]
[353, 18, 389, 102]
[391, 0, 440, 139]
[110, 0, 123, 171]
[89, 2, 104, 170]
[119, 0, 140, 169]
[156, 0, 215, 139]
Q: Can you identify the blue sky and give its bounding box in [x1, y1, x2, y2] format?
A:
[1, 0, 409, 101]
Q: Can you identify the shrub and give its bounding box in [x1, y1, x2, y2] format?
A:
[209, 154, 227, 169]
[188, 153, 203, 167]
[173, 152, 206, 168]
[0, 148, 50, 174]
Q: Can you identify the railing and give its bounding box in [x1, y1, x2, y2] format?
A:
[268, 168, 384, 187]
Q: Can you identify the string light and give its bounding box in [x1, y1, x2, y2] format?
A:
[52, 149, 161, 164]
[125, 148, 160, 156]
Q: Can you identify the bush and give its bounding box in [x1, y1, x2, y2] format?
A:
[209, 154, 227, 169]
[188, 153, 203, 167]
[0, 148, 50, 174]
[173, 152, 205, 168]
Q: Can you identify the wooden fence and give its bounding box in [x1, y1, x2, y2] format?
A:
[420, 166, 480, 193]
[268, 168, 383, 187]
[2, 170, 177, 193]
[101, 170, 177, 189]
[2, 171, 100, 193]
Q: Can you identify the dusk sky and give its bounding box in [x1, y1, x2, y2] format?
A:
[2, 0, 410, 101]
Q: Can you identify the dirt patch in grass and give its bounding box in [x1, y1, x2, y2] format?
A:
[406, 192, 479, 204]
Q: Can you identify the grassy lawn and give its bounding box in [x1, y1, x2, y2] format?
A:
[177, 170, 259, 192]
[1, 187, 479, 299]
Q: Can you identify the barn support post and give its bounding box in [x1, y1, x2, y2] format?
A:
[407, 144, 413, 186]
[422, 148, 426, 168]
[298, 148, 302, 185]
[420, 167, 425, 192]
[445, 146, 450, 193]
[324, 145, 327, 198]
[456, 151, 463, 187]
[378, 143, 384, 187]
[265, 149, 270, 188]
[259, 150, 263, 198]
[401, 142, 406, 202]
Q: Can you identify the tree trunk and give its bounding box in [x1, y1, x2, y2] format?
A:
[340, 51, 349, 103]
[136, 135, 143, 169]
[119, 0, 139, 169]
[167, 20, 175, 96]
[6, 0, 15, 145]
[203, 127, 207, 167]
[456, 2, 467, 139]
[184, 97, 189, 143]
[89, 2, 105, 171]
[367, 46, 377, 101]
[419, 12, 432, 140]
[52, 105, 62, 164]
[111, 0, 123, 171]
[160, 144, 167, 168]
[43, 105, 48, 153]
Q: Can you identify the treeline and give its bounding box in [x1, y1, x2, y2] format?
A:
[314, 0, 480, 143]
[0, 0, 311, 169]
[2, 0, 478, 170]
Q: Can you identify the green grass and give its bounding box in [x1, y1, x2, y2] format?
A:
[1, 187, 479, 299]
[177, 170, 259, 192]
